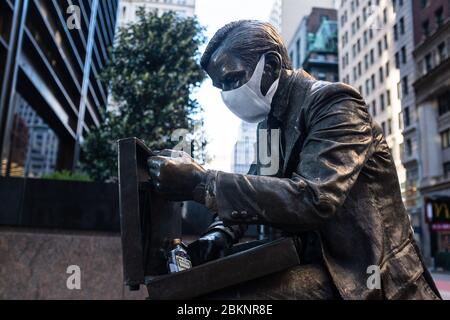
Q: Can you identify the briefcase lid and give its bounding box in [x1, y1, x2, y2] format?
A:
[118, 138, 182, 290]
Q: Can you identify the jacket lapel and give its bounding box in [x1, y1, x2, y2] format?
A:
[281, 72, 313, 176]
[282, 115, 302, 176]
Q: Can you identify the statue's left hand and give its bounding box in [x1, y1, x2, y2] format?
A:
[188, 230, 232, 266]
[148, 150, 207, 202]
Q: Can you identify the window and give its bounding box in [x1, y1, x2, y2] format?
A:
[378, 40, 383, 56]
[387, 90, 391, 106]
[366, 79, 371, 96]
[383, 8, 388, 24]
[388, 118, 393, 135]
[380, 93, 385, 111]
[379, 66, 384, 83]
[399, 112, 404, 131]
[365, 54, 369, 70]
[386, 62, 390, 77]
[393, 24, 398, 41]
[438, 90, 450, 116]
[404, 106, 411, 127]
[370, 49, 374, 64]
[436, 7, 444, 27]
[371, 74, 376, 90]
[381, 121, 386, 135]
[395, 52, 400, 68]
[384, 34, 388, 50]
[401, 46, 407, 64]
[422, 20, 430, 37]
[425, 53, 433, 72]
[358, 62, 362, 76]
[373, 100, 377, 116]
[438, 42, 447, 63]
[399, 17, 405, 35]
[444, 162, 450, 176]
[441, 129, 450, 149]
[406, 139, 413, 156]
[402, 76, 409, 96]
[363, 30, 368, 45]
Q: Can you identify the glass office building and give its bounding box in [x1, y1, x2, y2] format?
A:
[0, 0, 120, 177]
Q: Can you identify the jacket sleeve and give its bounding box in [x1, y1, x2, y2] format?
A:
[213, 87, 374, 232]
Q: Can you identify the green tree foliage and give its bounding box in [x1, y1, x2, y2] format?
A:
[81, 9, 207, 182]
[42, 170, 93, 182]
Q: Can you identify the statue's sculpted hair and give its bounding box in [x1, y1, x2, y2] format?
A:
[200, 20, 293, 71]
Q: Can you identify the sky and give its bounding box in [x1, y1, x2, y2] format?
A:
[193, 0, 274, 171]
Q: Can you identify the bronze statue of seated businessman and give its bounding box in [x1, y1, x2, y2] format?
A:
[148, 20, 441, 300]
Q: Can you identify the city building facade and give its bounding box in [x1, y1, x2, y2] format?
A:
[411, 0, 450, 268]
[270, 0, 335, 45]
[288, 7, 338, 82]
[119, 0, 196, 26]
[0, 0, 120, 177]
[394, 0, 421, 235]
[269, 0, 282, 32]
[232, 122, 257, 174]
[338, 0, 407, 228]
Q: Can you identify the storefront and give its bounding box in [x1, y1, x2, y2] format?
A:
[425, 197, 450, 270]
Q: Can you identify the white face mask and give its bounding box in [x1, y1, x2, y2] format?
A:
[221, 55, 281, 123]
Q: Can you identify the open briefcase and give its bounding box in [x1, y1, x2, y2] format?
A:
[117, 137, 301, 299]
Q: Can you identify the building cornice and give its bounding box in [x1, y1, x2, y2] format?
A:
[413, 19, 450, 58]
[414, 56, 450, 104]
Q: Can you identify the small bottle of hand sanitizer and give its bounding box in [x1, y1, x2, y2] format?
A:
[168, 239, 192, 273]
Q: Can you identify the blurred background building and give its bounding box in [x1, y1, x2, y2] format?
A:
[231, 122, 257, 174]
[335, 0, 450, 269]
[0, 0, 120, 178]
[394, 0, 420, 238]
[269, 0, 335, 44]
[288, 7, 338, 81]
[119, 0, 196, 25]
[411, 0, 450, 268]
[338, 0, 407, 215]
[265, 0, 450, 269]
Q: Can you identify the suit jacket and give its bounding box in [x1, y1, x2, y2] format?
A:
[206, 70, 441, 300]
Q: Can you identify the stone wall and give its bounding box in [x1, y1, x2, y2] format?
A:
[0, 227, 148, 300]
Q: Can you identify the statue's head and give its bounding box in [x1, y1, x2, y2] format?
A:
[201, 20, 292, 95]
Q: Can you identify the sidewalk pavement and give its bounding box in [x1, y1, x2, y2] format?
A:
[432, 272, 450, 300]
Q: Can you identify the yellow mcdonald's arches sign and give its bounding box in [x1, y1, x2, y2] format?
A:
[427, 198, 450, 225]
[433, 202, 450, 220]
